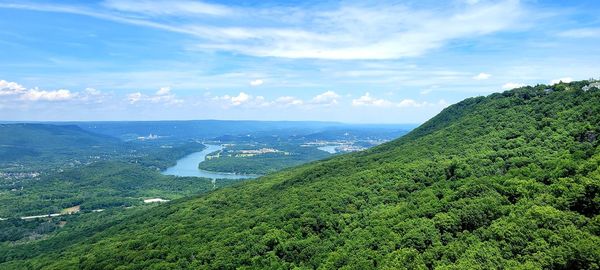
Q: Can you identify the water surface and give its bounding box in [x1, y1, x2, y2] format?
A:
[162, 144, 258, 179]
[317, 145, 337, 154]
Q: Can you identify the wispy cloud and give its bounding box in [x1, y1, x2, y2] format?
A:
[3, 1, 598, 123]
[274, 96, 303, 107]
[228, 92, 251, 106]
[0, 79, 25, 96]
[212, 92, 270, 108]
[310, 91, 340, 106]
[127, 87, 183, 105]
[549, 77, 573, 85]
[473, 72, 491, 80]
[0, 0, 526, 60]
[558, 28, 600, 38]
[397, 99, 425, 108]
[502, 82, 526, 89]
[210, 90, 343, 108]
[249, 79, 264, 86]
[1, 79, 107, 102]
[21, 88, 75, 101]
[352, 92, 393, 107]
[352, 92, 446, 108]
[102, 0, 233, 17]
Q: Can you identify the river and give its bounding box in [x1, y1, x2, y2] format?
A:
[317, 145, 337, 154]
[162, 144, 258, 179]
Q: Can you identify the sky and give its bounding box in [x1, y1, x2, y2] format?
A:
[0, 0, 599, 123]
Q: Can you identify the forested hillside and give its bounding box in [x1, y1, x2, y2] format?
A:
[0, 162, 224, 218]
[0, 123, 120, 163]
[3, 81, 599, 269]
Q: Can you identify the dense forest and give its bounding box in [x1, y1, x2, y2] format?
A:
[0, 124, 121, 168]
[198, 144, 331, 174]
[0, 161, 230, 218]
[1, 81, 599, 269]
[0, 131, 213, 218]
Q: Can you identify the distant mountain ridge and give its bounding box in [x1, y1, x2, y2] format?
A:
[0, 123, 120, 163]
[72, 120, 416, 141]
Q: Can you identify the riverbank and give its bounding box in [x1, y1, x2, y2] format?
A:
[162, 144, 260, 180]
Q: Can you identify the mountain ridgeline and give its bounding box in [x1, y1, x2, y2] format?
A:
[3, 81, 600, 269]
[0, 123, 120, 163]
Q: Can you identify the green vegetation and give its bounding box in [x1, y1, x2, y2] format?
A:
[0, 161, 226, 218]
[198, 144, 331, 174]
[131, 141, 206, 170]
[0, 124, 212, 218]
[0, 131, 241, 250]
[0, 124, 119, 160]
[0, 124, 121, 170]
[0, 206, 156, 263]
[2, 81, 600, 269]
[0, 123, 206, 173]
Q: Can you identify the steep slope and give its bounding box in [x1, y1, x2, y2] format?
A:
[3, 81, 600, 269]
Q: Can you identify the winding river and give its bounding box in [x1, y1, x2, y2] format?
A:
[162, 144, 258, 179]
[317, 145, 337, 154]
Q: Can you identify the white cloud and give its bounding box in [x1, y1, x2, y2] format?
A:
[352, 92, 393, 107]
[80, 88, 110, 104]
[156, 86, 171, 95]
[213, 92, 273, 107]
[502, 82, 526, 89]
[549, 77, 573, 85]
[558, 28, 600, 38]
[230, 92, 250, 106]
[0, 80, 25, 96]
[84, 87, 100, 95]
[103, 0, 233, 17]
[253, 96, 271, 107]
[127, 87, 183, 105]
[398, 99, 424, 108]
[473, 72, 491, 80]
[127, 92, 143, 104]
[249, 79, 264, 86]
[310, 91, 340, 106]
[352, 93, 446, 108]
[438, 99, 450, 108]
[151, 96, 182, 105]
[209, 91, 447, 109]
[193, 1, 524, 59]
[274, 96, 303, 106]
[1, 0, 526, 60]
[210, 92, 306, 108]
[1, 79, 111, 103]
[420, 86, 440, 95]
[21, 88, 76, 101]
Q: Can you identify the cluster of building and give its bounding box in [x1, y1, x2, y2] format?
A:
[206, 147, 290, 160]
[137, 134, 160, 141]
[583, 82, 600, 92]
[336, 145, 367, 152]
[301, 141, 335, 147]
[0, 171, 40, 181]
[236, 148, 289, 157]
[302, 140, 385, 153]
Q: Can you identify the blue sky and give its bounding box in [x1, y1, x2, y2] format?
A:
[0, 0, 599, 123]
